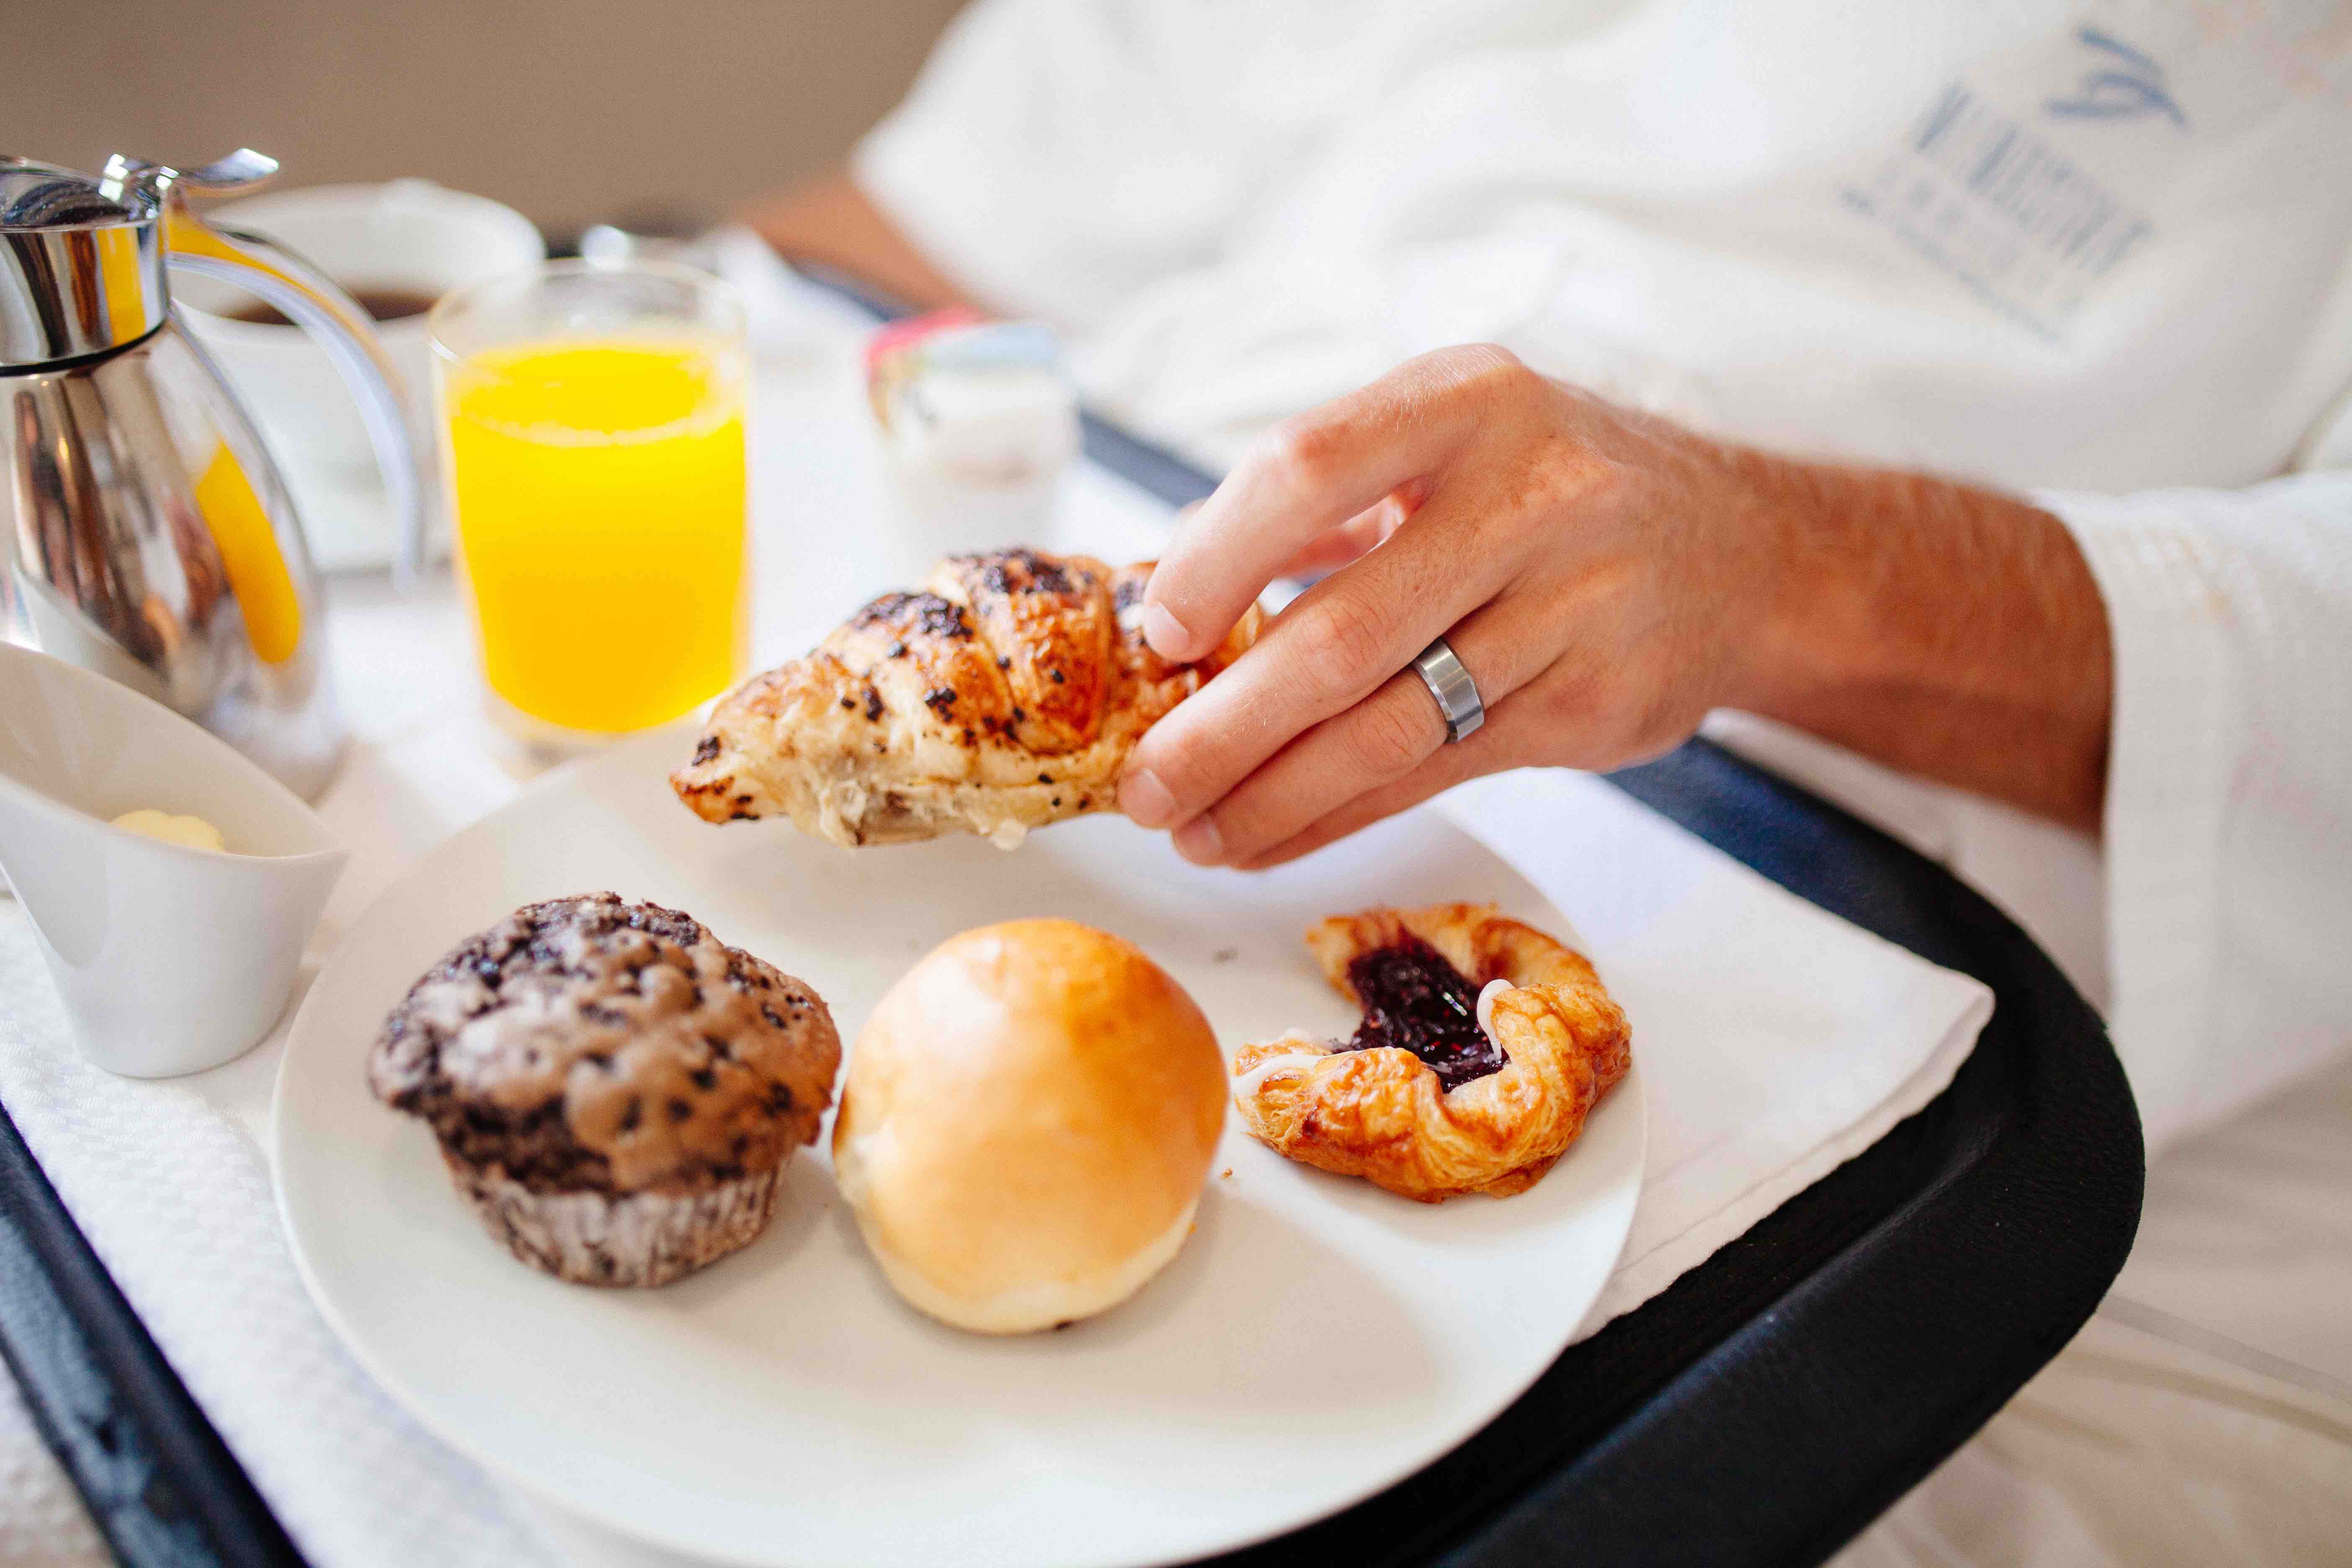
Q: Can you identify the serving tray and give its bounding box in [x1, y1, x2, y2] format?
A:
[0, 270, 2143, 1567]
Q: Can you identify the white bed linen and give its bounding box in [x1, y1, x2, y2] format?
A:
[1837, 1059, 2352, 1567]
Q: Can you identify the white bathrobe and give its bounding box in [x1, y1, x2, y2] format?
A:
[855, 0, 2352, 1158]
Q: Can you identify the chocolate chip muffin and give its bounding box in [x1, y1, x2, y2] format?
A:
[368, 892, 841, 1287]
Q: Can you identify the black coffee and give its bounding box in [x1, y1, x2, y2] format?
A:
[222, 287, 439, 328]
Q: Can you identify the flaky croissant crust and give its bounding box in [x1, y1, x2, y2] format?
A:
[1231, 903, 1631, 1202]
[671, 549, 1257, 848]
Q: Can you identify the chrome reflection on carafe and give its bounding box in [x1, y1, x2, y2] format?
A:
[0, 151, 424, 800]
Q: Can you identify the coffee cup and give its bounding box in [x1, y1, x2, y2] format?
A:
[177, 179, 543, 568]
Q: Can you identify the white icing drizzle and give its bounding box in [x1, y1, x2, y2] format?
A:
[1475, 979, 1513, 1044]
[1230, 1054, 1326, 1098]
[1228, 1032, 1333, 1098]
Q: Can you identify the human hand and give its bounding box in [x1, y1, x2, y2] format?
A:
[1116, 342, 2113, 861]
[1115, 344, 1805, 867]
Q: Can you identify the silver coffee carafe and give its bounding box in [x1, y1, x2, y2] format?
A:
[0, 150, 423, 799]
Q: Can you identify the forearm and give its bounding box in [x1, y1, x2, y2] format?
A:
[740, 170, 973, 314]
[1729, 455, 2114, 831]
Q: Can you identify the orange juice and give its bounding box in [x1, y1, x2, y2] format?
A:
[444, 338, 746, 734]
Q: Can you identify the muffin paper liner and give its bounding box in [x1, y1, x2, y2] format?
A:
[443, 1152, 782, 1287]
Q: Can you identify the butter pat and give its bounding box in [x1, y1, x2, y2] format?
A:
[111, 808, 227, 853]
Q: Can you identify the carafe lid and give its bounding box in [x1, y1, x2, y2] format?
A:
[0, 160, 154, 227]
[0, 156, 171, 367]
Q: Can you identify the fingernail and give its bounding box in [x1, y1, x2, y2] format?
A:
[1173, 812, 1225, 864]
[1120, 767, 1177, 828]
[1140, 601, 1191, 659]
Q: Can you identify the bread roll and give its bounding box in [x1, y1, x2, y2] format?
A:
[833, 919, 1225, 1333]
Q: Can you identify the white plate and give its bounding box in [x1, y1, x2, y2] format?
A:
[274, 725, 1644, 1568]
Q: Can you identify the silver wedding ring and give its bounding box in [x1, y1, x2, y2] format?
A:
[1411, 636, 1484, 743]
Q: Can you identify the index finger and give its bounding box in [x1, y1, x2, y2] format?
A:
[1140, 345, 1522, 663]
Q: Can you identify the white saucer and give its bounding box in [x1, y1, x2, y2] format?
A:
[273, 725, 1643, 1568]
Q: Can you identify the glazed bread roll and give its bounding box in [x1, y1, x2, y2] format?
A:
[833, 919, 1225, 1333]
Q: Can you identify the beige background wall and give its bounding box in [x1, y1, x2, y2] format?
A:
[2, 0, 966, 235]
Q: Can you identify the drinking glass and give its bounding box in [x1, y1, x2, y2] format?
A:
[430, 260, 748, 749]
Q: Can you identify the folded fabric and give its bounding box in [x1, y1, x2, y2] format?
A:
[1436, 770, 1989, 1331]
[0, 911, 565, 1568]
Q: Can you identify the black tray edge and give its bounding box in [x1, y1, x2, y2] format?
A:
[1465, 742, 2143, 1565]
[1184, 739, 2141, 1568]
[0, 1096, 304, 1567]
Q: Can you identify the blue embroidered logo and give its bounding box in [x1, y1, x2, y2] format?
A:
[2045, 27, 2186, 127]
[1843, 72, 2161, 340]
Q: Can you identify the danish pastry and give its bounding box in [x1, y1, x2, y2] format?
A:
[1230, 903, 1630, 1202]
[671, 548, 1259, 848]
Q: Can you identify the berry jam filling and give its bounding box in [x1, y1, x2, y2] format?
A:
[1339, 934, 1505, 1092]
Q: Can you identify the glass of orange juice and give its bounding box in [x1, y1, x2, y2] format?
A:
[428, 260, 748, 749]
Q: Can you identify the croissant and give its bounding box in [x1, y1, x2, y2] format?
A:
[1230, 903, 1631, 1202]
[672, 549, 1259, 848]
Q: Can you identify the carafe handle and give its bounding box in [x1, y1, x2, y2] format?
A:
[118, 153, 429, 583]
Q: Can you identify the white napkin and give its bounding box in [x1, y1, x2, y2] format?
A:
[1436, 771, 1991, 1330]
[0, 908, 564, 1568]
[0, 243, 1989, 1565]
